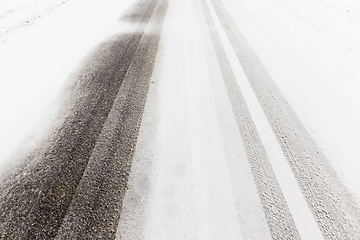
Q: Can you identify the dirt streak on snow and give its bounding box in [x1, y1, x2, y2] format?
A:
[0, 0, 70, 42]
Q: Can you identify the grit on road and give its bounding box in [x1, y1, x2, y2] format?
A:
[1, 0, 360, 239]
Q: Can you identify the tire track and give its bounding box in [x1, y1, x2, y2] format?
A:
[210, 0, 360, 239]
[0, 0, 160, 238]
[201, 1, 301, 239]
[55, 0, 168, 238]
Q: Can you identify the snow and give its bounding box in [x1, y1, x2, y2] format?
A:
[135, 0, 246, 238]
[0, 0, 135, 166]
[0, 0, 68, 42]
[206, 1, 324, 238]
[224, 0, 360, 200]
[1, 0, 360, 237]
[120, 0, 360, 238]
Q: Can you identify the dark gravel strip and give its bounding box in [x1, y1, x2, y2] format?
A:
[0, 0, 158, 239]
[211, 0, 360, 239]
[201, 1, 301, 239]
[55, 0, 168, 239]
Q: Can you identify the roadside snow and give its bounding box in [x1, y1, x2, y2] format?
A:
[0, 0, 69, 43]
[0, 0, 135, 165]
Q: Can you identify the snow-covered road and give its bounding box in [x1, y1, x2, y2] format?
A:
[118, 0, 360, 239]
[1, 0, 360, 238]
